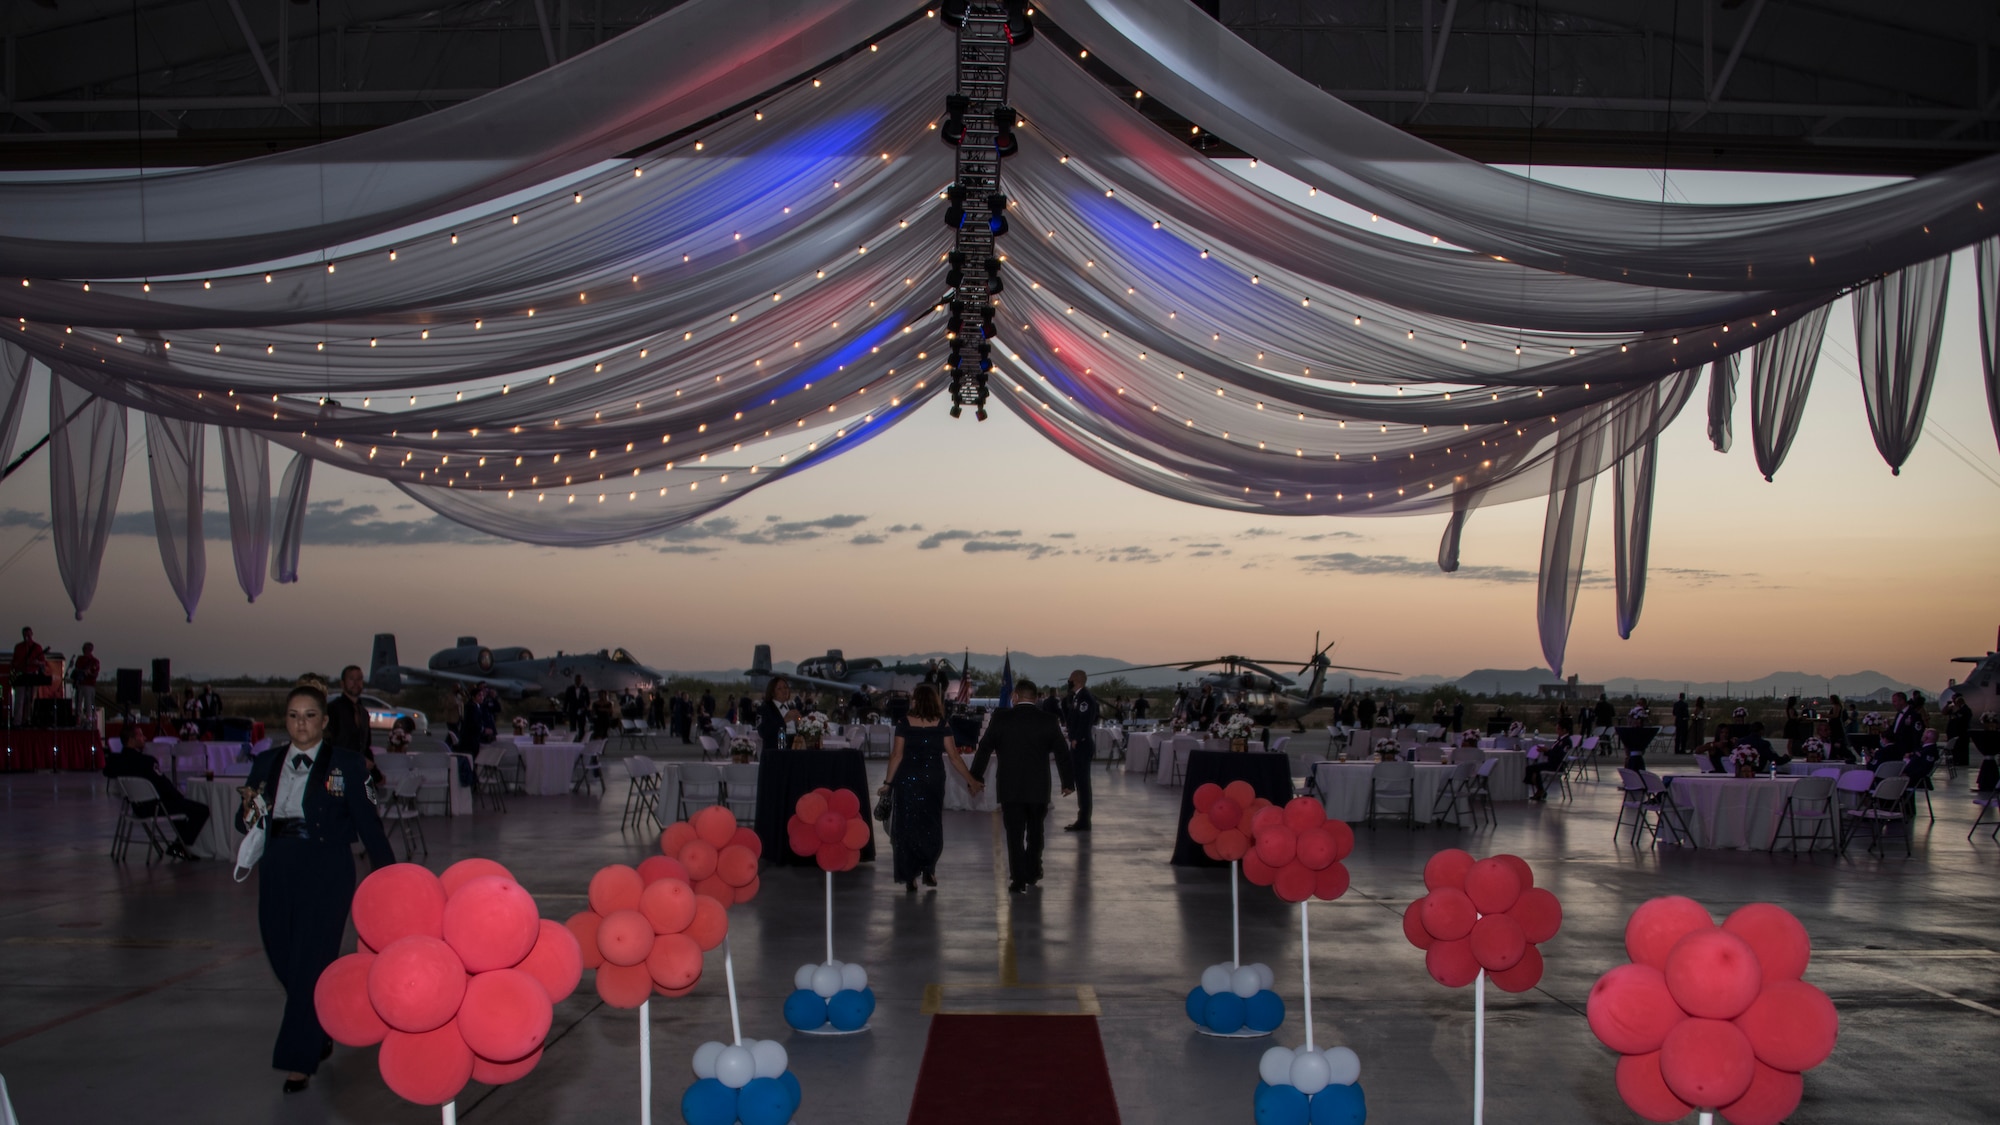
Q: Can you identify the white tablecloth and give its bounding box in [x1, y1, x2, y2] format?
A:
[1667, 776, 1803, 849]
[945, 751, 996, 811]
[513, 741, 584, 795]
[145, 740, 262, 779]
[1478, 750, 1529, 801]
[1783, 761, 1867, 776]
[1314, 762, 1455, 822]
[1123, 731, 1161, 775]
[182, 778, 248, 861]
[380, 751, 473, 816]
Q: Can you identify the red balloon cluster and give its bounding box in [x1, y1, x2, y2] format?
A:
[658, 804, 764, 906]
[1402, 849, 1562, 992]
[1190, 783, 1355, 903]
[785, 787, 869, 872]
[564, 855, 731, 1010]
[315, 859, 582, 1106]
[1587, 898, 1838, 1125]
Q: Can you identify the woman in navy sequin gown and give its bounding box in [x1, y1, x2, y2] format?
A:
[879, 684, 983, 891]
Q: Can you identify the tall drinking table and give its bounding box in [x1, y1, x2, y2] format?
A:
[753, 749, 877, 866]
[1170, 751, 1293, 866]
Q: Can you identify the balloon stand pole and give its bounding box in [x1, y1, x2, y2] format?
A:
[639, 998, 653, 1125]
[1299, 901, 1314, 1052]
[441, 1103, 456, 1125]
[1698, 1115, 1713, 1125]
[723, 936, 744, 1047]
[1230, 860, 1241, 968]
[1473, 970, 1486, 1125]
[824, 869, 835, 965]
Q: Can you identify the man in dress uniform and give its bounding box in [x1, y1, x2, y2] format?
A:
[970, 680, 1074, 892]
[562, 674, 590, 738]
[324, 666, 373, 760]
[1060, 670, 1101, 832]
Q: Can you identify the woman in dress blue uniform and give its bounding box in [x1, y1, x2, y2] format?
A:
[237, 682, 394, 1092]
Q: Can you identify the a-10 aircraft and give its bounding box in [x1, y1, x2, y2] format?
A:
[1947, 626, 2000, 717]
[368, 634, 669, 699]
[746, 646, 956, 697]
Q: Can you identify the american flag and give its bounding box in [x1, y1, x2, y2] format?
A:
[955, 649, 972, 706]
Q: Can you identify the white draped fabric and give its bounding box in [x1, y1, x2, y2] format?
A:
[48, 379, 126, 620]
[1706, 357, 1737, 454]
[1748, 306, 1832, 482]
[219, 428, 271, 604]
[1855, 257, 1953, 475]
[1536, 413, 1605, 679]
[271, 452, 313, 585]
[143, 414, 206, 622]
[1981, 239, 2000, 454]
[0, 342, 31, 470]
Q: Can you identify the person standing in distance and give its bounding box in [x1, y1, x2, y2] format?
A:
[237, 682, 393, 1093]
[970, 680, 1074, 892]
[758, 676, 799, 752]
[1671, 693, 1691, 755]
[324, 666, 374, 761]
[1060, 670, 1100, 832]
[562, 674, 590, 739]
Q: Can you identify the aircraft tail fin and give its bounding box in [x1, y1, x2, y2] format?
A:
[751, 645, 773, 676]
[370, 634, 403, 693]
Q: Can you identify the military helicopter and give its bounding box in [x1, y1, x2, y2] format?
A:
[1088, 634, 1395, 729]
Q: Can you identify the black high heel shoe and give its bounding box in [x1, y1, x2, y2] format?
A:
[905, 879, 917, 893]
[283, 1075, 311, 1094]
[921, 871, 937, 888]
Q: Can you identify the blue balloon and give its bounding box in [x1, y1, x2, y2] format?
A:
[1185, 986, 1211, 1025]
[737, 1076, 792, 1125]
[1245, 989, 1286, 1033]
[1309, 1081, 1367, 1125]
[783, 988, 828, 1031]
[1254, 1080, 1310, 1125]
[779, 1069, 803, 1115]
[1204, 990, 1246, 1033]
[679, 1077, 737, 1125]
[827, 987, 874, 1031]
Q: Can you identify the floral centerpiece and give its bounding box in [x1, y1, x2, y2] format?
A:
[789, 711, 830, 749]
[1798, 737, 1828, 763]
[1505, 721, 1526, 738]
[1213, 713, 1257, 751]
[512, 716, 530, 736]
[728, 733, 757, 763]
[528, 721, 550, 745]
[1727, 745, 1762, 778]
[1373, 736, 1402, 761]
[1861, 711, 1885, 730]
[178, 720, 202, 741]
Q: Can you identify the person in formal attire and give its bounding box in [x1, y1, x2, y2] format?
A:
[1451, 700, 1465, 733]
[103, 742, 209, 854]
[1355, 694, 1376, 733]
[1740, 722, 1785, 770]
[1524, 720, 1574, 801]
[9, 626, 46, 726]
[1593, 694, 1614, 736]
[971, 680, 1075, 893]
[1696, 724, 1735, 773]
[1059, 670, 1101, 832]
[876, 684, 981, 892]
[1132, 694, 1149, 720]
[590, 690, 617, 739]
[562, 674, 590, 738]
[69, 641, 101, 722]
[1671, 694, 1691, 754]
[236, 683, 393, 1092]
[1879, 691, 1923, 763]
[324, 666, 372, 760]
[698, 690, 716, 733]
[757, 676, 798, 752]
[1944, 694, 1973, 768]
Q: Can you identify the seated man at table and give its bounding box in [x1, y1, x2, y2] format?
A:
[970, 680, 1075, 894]
[1524, 721, 1573, 801]
[1739, 722, 1787, 770]
[102, 744, 209, 856]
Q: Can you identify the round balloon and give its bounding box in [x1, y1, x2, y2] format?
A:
[1464, 857, 1523, 915]
[811, 964, 842, 999]
[1659, 1018, 1756, 1108]
[457, 969, 553, 1064]
[1254, 1080, 1310, 1125]
[1189, 815, 1221, 846]
[1274, 864, 1316, 903]
[1192, 782, 1223, 812]
[1313, 862, 1351, 902]
[717, 845, 759, 888]
[1245, 990, 1284, 1033]
[1588, 964, 1685, 1054]
[659, 820, 699, 857]
[1308, 1079, 1366, 1125]
[783, 988, 828, 1030]
[314, 952, 387, 1047]
[1615, 1051, 1695, 1124]
[1469, 913, 1528, 973]
[378, 1022, 474, 1106]
[638, 877, 698, 936]
[737, 1075, 792, 1125]
[679, 1076, 737, 1125]
[593, 961, 654, 1009]
[1294, 830, 1337, 871]
[828, 788, 861, 818]
[794, 790, 829, 824]
[730, 826, 763, 857]
[439, 857, 512, 898]
[595, 909, 655, 968]
[1508, 887, 1563, 944]
[714, 1044, 756, 1089]
[828, 987, 874, 1030]
[1185, 986, 1210, 1025]
[565, 911, 604, 970]
[839, 962, 869, 993]
[470, 1046, 541, 1086]
[638, 852, 690, 889]
[587, 865, 646, 916]
[1232, 965, 1263, 999]
[1201, 963, 1234, 995]
[1251, 805, 1289, 837]
[1733, 979, 1838, 1073]
[1242, 851, 1277, 886]
[352, 863, 447, 952]
[678, 840, 719, 881]
[514, 919, 583, 1004]
[1717, 1061, 1804, 1125]
[1320, 819, 1355, 861]
[1491, 853, 1535, 890]
[1204, 990, 1246, 1033]
[1402, 905, 1436, 950]
[692, 1040, 725, 1078]
[1289, 1049, 1332, 1095]
[1209, 799, 1242, 832]
[1283, 796, 1326, 833]
[1425, 938, 1481, 989]
[693, 805, 738, 848]
[1625, 896, 1715, 970]
[1322, 1045, 1361, 1086]
[646, 932, 704, 991]
[1223, 780, 1257, 807]
[685, 895, 729, 950]
[1255, 827, 1299, 868]
[441, 876, 541, 973]
[1721, 903, 1812, 983]
[1419, 888, 1478, 942]
[750, 1038, 789, 1079]
[1489, 944, 1544, 993]
[367, 936, 468, 1034]
[1422, 848, 1476, 892]
[1258, 1046, 1296, 1087]
[1664, 929, 1764, 1020]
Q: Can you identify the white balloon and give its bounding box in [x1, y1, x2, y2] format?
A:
[1200, 964, 1234, 995]
[840, 962, 869, 993]
[811, 964, 843, 999]
[1231, 965, 1262, 999]
[1323, 1046, 1361, 1086]
[691, 1041, 725, 1080]
[1258, 1047, 1297, 1088]
[750, 1039, 789, 1080]
[1290, 1050, 1332, 1096]
[1250, 963, 1276, 992]
[794, 964, 818, 991]
[714, 1045, 756, 1090]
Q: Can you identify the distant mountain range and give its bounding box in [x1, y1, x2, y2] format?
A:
[680, 651, 1925, 700]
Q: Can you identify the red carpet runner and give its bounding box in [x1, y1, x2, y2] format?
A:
[906, 1014, 1122, 1124]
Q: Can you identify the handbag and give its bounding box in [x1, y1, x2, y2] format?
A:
[873, 789, 893, 824]
[233, 794, 268, 883]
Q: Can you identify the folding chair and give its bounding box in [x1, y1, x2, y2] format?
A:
[1641, 772, 1697, 848]
[377, 773, 428, 860]
[1574, 737, 1600, 782]
[1614, 769, 1650, 846]
[621, 756, 660, 830]
[1366, 760, 1418, 830]
[1432, 760, 1478, 828]
[1872, 761, 1906, 785]
[472, 747, 509, 813]
[721, 763, 759, 820]
[1811, 767, 1844, 780]
[1842, 776, 1911, 856]
[1467, 758, 1498, 827]
[1542, 753, 1576, 803]
[1834, 769, 1875, 816]
[1969, 789, 2000, 841]
[1167, 737, 1194, 786]
[1695, 755, 1717, 774]
[110, 776, 186, 862]
[1296, 753, 1327, 797]
[1412, 743, 1445, 763]
[614, 718, 650, 754]
[1901, 757, 1937, 823]
[571, 739, 606, 796]
[677, 764, 723, 821]
[697, 735, 721, 763]
[1768, 775, 1837, 855]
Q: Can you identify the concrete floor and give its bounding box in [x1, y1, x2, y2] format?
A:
[1, 748, 1995, 1125]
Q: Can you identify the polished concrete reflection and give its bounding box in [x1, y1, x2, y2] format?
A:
[1, 751, 1995, 1124]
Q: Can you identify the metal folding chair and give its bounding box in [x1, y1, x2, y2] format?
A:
[109, 776, 185, 862]
[1768, 775, 1837, 855]
[1842, 776, 1911, 856]
[1366, 760, 1418, 830]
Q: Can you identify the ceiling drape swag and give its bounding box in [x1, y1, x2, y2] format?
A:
[1437, 508, 1467, 574]
[0, 342, 31, 470]
[1854, 255, 1952, 475]
[1535, 412, 1606, 679]
[1748, 304, 1832, 482]
[144, 414, 207, 622]
[1977, 239, 2000, 454]
[220, 428, 271, 603]
[47, 379, 126, 620]
[1706, 356, 1737, 453]
[271, 452, 313, 585]
[1606, 376, 1696, 642]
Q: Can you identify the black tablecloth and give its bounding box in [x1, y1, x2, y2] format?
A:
[1614, 726, 1660, 768]
[753, 749, 876, 866]
[1170, 751, 1294, 867]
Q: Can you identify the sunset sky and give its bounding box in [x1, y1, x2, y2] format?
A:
[2, 165, 1996, 690]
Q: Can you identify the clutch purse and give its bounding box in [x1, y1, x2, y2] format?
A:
[873, 791, 893, 823]
[234, 794, 268, 883]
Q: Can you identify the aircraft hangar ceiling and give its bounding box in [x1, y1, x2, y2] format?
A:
[1, 0, 1994, 174]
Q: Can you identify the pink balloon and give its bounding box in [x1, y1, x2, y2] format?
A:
[1588, 964, 1686, 1054]
[1626, 896, 1715, 970]
[1665, 929, 1764, 1020]
[1659, 1018, 1756, 1108]
[1721, 903, 1812, 983]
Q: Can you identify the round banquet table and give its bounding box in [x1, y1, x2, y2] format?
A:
[182, 778, 248, 861]
[511, 741, 584, 795]
[1477, 750, 1530, 801]
[1665, 775, 1803, 849]
[1313, 761, 1455, 823]
[1783, 761, 1867, 776]
[753, 749, 876, 866]
[1614, 726, 1661, 766]
[1170, 751, 1293, 867]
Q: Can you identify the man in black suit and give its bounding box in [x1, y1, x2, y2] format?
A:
[1672, 693, 1691, 754]
[1059, 670, 1101, 832]
[236, 683, 393, 1091]
[103, 743, 209, 854]
[324, 666, 372, 760]
[562, 674, 590, 738]
[971, 680, 1075, 893]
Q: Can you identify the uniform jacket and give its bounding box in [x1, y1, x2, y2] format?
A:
[971, 703, 1075, 805]
[238, 743, 394, 867]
